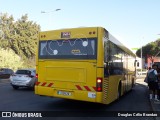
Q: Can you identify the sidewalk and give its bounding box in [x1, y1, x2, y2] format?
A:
[150, 100, 160, 111]
[136, 77, 160, 120]
[150, 98, 160, 120]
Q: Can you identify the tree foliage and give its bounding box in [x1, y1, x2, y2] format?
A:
[136, 39, 160, 58]
[0, 13, 40, 68]
[0, 13, 40, 58]
[0, 48, 23, 71]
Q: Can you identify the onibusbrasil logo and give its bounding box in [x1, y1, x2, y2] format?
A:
[1, 112, 42, 118]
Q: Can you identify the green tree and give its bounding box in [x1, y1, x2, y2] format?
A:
[0, 13, 40, 69]
[136, 39, 160, 62]
[0, 48, 23, 71]
[11, 14, 40, 59]
[0, 13, 14, 49]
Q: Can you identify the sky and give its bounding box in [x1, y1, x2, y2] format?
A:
[0, 0, 160, 49]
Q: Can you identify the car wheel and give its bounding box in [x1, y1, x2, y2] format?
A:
[12, 85, 19, 90]
[31, 84, 35, 91]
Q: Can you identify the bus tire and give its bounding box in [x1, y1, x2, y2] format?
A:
[117, 82, 121, 99]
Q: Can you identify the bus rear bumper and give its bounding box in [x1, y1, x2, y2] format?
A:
[35, 86, 102, 103]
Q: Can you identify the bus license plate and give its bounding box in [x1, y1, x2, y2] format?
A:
[57, 91, 71, 96]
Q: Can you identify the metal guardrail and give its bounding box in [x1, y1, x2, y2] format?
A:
[137, 71, 147, 75]
[136, 69, 147, 78]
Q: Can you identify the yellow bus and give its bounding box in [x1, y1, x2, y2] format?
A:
[35, 27, 136, 104]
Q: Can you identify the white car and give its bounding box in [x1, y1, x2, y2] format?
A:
[10, 69, 37, 90]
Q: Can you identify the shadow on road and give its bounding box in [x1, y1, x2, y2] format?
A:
[44, 83, 149, 111]
[45, 98, 107, 110]
[12, 87, 34, 91]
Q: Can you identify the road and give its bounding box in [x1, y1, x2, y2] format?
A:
[0, 78, 155, 120]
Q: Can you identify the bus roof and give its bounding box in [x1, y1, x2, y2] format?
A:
[40, 27, 136, 57]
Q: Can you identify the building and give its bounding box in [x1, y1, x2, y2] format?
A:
[146, 56, 160, 68]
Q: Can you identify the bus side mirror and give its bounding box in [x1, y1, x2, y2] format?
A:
[134, 60, 139, 67]
[134, 60, 137, 67]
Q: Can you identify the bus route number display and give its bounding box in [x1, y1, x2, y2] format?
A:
[61, 32, 71, 38]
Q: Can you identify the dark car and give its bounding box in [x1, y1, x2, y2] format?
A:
[0, 68, 14, 79]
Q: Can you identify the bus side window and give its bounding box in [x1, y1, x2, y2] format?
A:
[104, 62, 109, 77]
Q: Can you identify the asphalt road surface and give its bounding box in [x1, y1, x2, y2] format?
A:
[0, 78, 155, 120]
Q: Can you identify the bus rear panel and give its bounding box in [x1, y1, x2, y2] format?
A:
[35, 27, 103, 103]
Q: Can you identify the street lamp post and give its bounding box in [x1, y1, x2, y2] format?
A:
[140, 37, 144, 76]
[141, 44, 143, 75]
[155, 34, 160, 57]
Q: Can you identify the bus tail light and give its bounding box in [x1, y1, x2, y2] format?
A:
[96, 78, 102, 92]
[36, 74, 38, 79]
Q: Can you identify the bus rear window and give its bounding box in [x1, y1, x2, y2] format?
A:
[39, 38, 97, 59]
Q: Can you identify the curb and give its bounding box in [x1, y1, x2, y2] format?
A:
[150, 100, 160, 120]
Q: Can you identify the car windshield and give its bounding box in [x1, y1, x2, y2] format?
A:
[15, 70, 31, 75]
